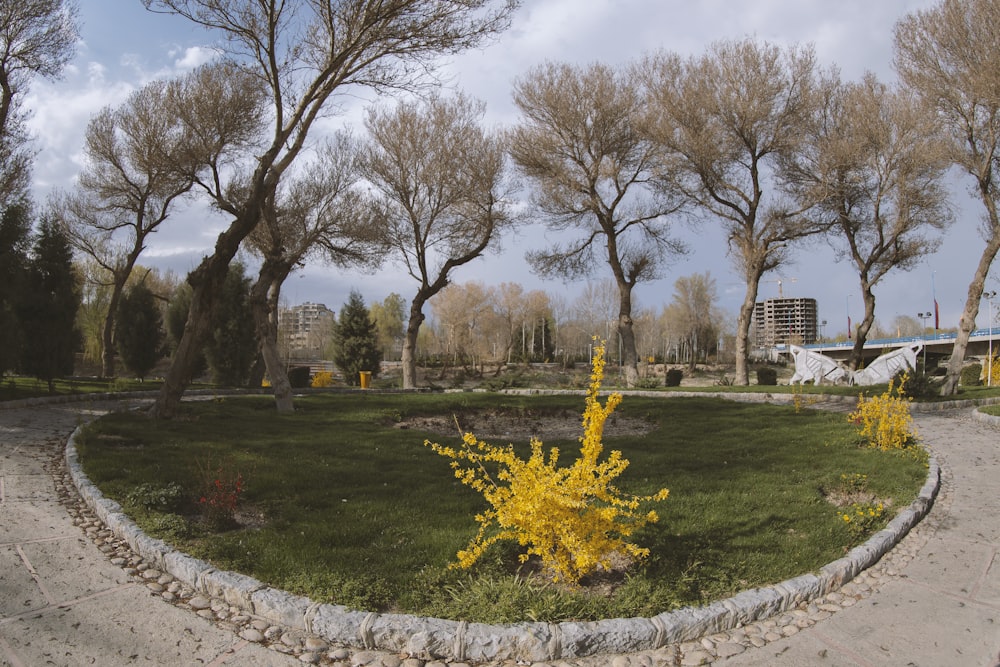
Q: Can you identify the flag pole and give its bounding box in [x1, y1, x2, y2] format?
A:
[932, 270, 939, 331]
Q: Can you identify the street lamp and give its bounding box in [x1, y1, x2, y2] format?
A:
[918, 311, 932, 370]
[984, 291, 998, 386]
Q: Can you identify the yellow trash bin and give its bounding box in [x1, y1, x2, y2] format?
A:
[359, 371, 372, 389]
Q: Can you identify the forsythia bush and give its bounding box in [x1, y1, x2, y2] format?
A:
[426, 343, 669, 583]
[848, 374, 918, 451]
[985, 354, 1000, 386]
[837, 501, 886, 541]
[311, 370, 335, 388]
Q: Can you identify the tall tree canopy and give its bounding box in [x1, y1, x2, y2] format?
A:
[56, 63, 258, 377]
[18, 218, 80, 392]
[245, 132, 383, 412]
[641, 39, 828, 385]
[509, 60, 684, 387]
[332, 290, 382, 386]
[0, 203, 31, 376]
[0, 0, 78, 207]
[783, 73, 952, 369]
[895, 0, 1000, 394]
[361, 93, 517, 388]
[144, 0, 520, 417]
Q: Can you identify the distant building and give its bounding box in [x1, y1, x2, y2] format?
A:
[752, 297, 818, 349]
[280, 302, 335, 357]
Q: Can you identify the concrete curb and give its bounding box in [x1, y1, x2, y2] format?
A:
[63, 399, 943, 662]
[972, 406, 1000, 426]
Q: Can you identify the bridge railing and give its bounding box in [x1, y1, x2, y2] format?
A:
[773, 327, 1000, 354]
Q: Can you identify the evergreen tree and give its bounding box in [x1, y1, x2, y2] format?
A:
[204, 263, 257, 387]
[0, 204, 31, 376]
[332, 290, 382, 386]
[18, 218, 80, 392]
[116, 283, 164, 380]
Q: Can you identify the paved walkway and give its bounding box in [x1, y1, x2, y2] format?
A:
[0, 399, 998, 666]
[717, 408, 1000, 667]
[0, 401, 300, 667]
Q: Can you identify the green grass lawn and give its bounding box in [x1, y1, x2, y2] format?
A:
[0, 375, 164, 400]
[75, 392, 928, 623]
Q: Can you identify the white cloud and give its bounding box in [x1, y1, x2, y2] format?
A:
[171, 45, 222, 71]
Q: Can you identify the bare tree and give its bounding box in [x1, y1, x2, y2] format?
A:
[245, 133, 384, 412]
[430, 281, 498, 371]
[783, 73, 952, 370]
[663, 272, 724, 371]
[361, 94, 517, 389]
[55, 64, 256, 378]
[0, 0, 78, 206]
[509, 61, 684, 387]
[640, 39, 827, 385]
[369, 292, 406, 361]
[143, 0, 520, 418]
[895, 0, 1000, 394]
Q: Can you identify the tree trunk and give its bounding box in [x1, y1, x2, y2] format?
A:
[734, 291, 757, 386]
[618, 312, 638, 387]
[100, 289, 118, 379]
[100, 263, 137, 378]
[251, 259, 294, 413]
[848, 282, 877, 371]
[612, 273, 639, 388]
[401, 296, 427, 389]
[151, 273, 219, 418]
[941, 233, 1000, 394]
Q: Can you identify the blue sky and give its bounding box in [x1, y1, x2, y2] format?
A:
[26, 0, 990, 336]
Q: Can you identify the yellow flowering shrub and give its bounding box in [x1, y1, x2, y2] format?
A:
[425, 343, 669, 583]
[847, 375, 917, 451]
[311, 371, 335, 388]
[837, 501, 886, 541]
[984, 354, 1000, 386]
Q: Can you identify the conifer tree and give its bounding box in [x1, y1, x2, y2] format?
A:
[0, 204, 31, 376]
[18, 218, 80, 392]
[204, 263, 257, 387]
[116, 283, 164, 380]
[332, 290, 382, 386]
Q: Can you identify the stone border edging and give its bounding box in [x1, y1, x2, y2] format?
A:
[972, 406, 1000, 426]
[60, 393, 943, 663]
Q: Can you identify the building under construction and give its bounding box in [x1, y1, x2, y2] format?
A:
[752, 297, 818, 350]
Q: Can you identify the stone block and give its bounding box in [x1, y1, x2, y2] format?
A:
[250, 587, 311, 631]
[163, 550, 214, 589]
[307, 604, 371, 646]
[462, 622, 551, 663]
[558, 618, 657, 657]
[198, 568, 263, 607]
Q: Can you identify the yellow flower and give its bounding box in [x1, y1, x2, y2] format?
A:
[424, 341, 669, 583]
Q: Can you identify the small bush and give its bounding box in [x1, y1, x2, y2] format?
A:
[848, 375, 919, 453]
[287, 366, 311, 388]
[125, 482, 186, 513]
[756, 367, 778, 386]
[635, 376, 662, 389]
[665, 369, 683, 387]
[311, 370, 334, 388]
[960, 363, 982, 386]
[837, 501, 886, 542]
[147, 513, 195, 541]
[894, 370, 938, 399]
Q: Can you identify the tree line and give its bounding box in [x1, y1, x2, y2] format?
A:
[2, 0, 999, 415]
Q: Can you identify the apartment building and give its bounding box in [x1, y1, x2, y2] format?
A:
[752, 297, 818, 349]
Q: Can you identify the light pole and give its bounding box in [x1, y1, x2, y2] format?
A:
[984, 291, 998, 386]
[918, 311, 932, 370]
